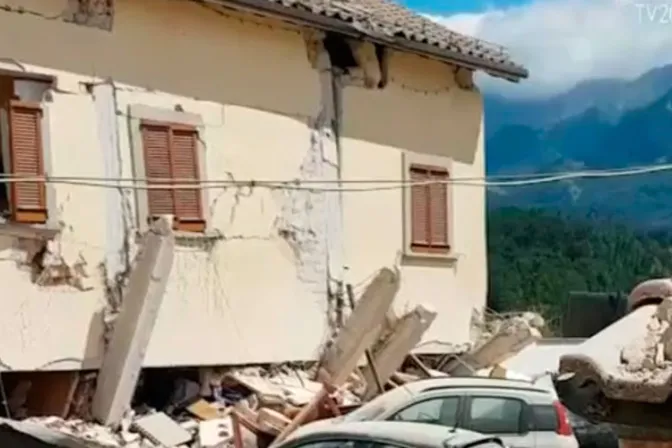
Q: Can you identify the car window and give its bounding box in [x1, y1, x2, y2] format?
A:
[294, 441, 401, 448]
[467, 397, 523, 434]
[389, 397, 459, 426]
[342, 387, 414, 422]
[530, 404, 556, 431]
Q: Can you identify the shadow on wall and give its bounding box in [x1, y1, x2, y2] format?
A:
[340, 52, 483, 166]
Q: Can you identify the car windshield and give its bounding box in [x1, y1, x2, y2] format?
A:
[342, 386, 415, 422]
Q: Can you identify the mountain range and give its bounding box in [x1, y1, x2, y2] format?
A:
[485, 63, 672, 229]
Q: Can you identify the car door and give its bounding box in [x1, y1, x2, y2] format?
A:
[463, 395, 535, 448]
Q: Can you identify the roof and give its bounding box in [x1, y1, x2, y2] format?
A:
[213, 0, 528, 81]
[283, 421, 504, 448]
[401, 376, 550, 393]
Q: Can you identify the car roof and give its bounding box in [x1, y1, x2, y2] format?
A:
[341, 376, 553, 423]
[400, 376, 550, 394]
[283, 421, 501, 448]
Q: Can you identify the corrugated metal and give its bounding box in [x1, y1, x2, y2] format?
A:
[8, 100, 46, 224]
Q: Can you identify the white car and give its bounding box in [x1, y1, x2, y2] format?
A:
[304, 377, 579, 448]
[278, 420, 506, 448]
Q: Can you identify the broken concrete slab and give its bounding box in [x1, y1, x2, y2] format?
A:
[361, 304, 437, 400]
[321, 267, 400, 386]
[92, 216, 175, 427]
[445, 315, 541, 376]
[559, 302, 672, 404]
[198, 417, 232, 448]
[132, 413, 191, 447]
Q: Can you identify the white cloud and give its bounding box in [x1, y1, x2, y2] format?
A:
[428, 0, 672, 98]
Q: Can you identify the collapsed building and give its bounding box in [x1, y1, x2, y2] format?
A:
[0, 0, 529, 446]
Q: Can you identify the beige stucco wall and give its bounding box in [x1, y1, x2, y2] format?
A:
[0, 0, 485, 370]
[342, 52, 486, 351]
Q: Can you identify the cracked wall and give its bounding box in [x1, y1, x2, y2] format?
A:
[0, 0, 487, 368]
[0, 0, 332, 368]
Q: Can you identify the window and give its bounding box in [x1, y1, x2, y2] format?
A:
[530, 404, 557, 431]
[466, 397, 523, 434]
[409, 164, 449, 254]
[140, 120, 205, 233]
[0, 75, 49, 224]
[390, 397, 459, 426]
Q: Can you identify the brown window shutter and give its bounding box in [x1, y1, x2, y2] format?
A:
[141, 123, 174, 219]
[141, 121, 205, 233]
[409, 164, 450, 254]
[9, 100, 47, 224]
[429, 169, 449, 248]
[170, 127, 205, 232]
[410, 166, 429, 247]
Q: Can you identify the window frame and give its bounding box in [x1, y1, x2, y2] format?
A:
[0, 72, 56, 227]
[387, 395, 463, 427]
[401, 152, 454, 260]
[128, 104, 209, 235]
[463, 395, 529, 436]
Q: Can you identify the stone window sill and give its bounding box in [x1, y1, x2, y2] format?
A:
[0, 219, 60, 239]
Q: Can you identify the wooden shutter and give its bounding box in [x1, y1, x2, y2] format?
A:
[171, 126, 204, 232]
[9, 100, 46, 224]
[142, 123, 174, 218]
[141, 121, 205, 233]
[410, 167, 429, 246]
[428, 169, 449, 248]
[409, 164, 450, 253]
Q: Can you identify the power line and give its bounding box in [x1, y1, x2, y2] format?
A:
[0, 162, 669, 192]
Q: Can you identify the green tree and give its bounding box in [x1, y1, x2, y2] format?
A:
[487, 208, 672, 330]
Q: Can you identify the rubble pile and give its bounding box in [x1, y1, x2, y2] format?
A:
[471, 309, 546, 345]
[0, 267, 547, 448]
[621, 297, 672, 375]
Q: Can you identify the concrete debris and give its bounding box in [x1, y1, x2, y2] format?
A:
[25, 416, 122, 447]
[0, 263, 547, 448]
[559, 296, 672, 404]
[132, 412, 192, 447]
[443, 310, 544, 376]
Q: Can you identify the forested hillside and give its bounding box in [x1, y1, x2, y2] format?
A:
[487, 208, 672, 327]
[485, 64, 672, 230]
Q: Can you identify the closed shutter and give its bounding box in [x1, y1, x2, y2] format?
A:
[171, 127, 204, 232]
[142, 123, 174, 218]
[9, 100, 46, 224]
[409, 164, 450, 253]
[429, 169, 449, 248]
[410, 167, 429, 246]
[141, 121, 205, 232]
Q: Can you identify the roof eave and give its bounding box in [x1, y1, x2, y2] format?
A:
[203, 0, 529, 82]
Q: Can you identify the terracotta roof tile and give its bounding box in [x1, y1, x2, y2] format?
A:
[264, 0, 527, 80]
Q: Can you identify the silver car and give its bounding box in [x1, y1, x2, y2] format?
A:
[302, 377, 579, 448]
[278, 420, 506, 448]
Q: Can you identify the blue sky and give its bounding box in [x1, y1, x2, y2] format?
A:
[414, 0, 672, 98]
[402, 0, 526, 15]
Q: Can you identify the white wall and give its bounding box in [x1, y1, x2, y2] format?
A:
[0, 0, 486, 370]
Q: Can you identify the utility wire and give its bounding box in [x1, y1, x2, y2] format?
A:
[0, 162, 669, 192]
